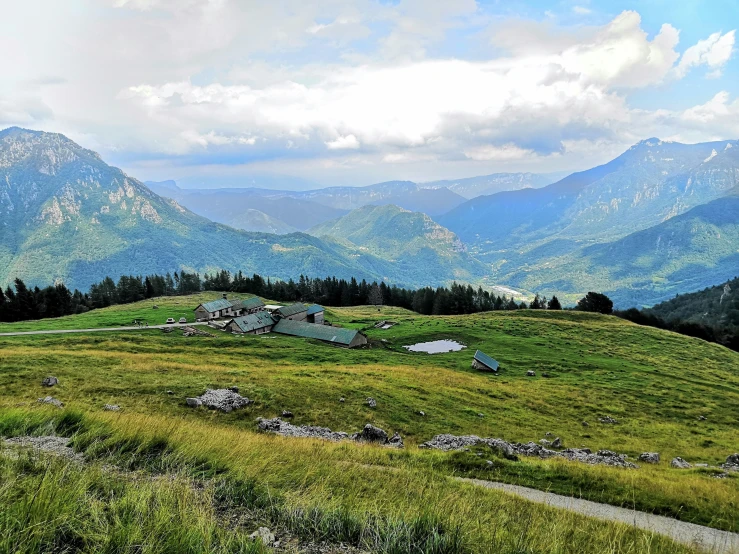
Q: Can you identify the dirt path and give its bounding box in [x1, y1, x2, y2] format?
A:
[458, 477, 739, 554]
[0, 322, 209, 337]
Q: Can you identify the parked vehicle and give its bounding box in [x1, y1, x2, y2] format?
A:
[179, 317, 187, 324]
[166, 318, 175, 324]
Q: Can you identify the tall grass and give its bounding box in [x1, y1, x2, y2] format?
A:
[0, 409, 701, 554]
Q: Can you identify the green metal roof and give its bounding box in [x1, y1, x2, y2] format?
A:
[474, 350, 499, 371]
[233, 297, 265, 311]
[229, 312, 275, 333]
[199, 298, 233, 313]
[306, 304, 324, 316]
[273, 319, 361, 346]
[275, 303, 308, 317]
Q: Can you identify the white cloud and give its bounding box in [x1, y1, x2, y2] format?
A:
[1, 1, 737, 186]
[326, 134, 360, 149]
[675, 30, 736, 78]
[572, 6, 592, 15]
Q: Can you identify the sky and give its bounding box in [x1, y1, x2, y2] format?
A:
[1, 0, 738, 189]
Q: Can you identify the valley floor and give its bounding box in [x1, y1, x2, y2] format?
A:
[0, 297, 738, 553]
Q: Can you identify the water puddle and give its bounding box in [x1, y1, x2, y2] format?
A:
[403, 340, 466, 354]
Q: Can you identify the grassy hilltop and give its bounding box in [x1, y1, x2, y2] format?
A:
[0, 296, 738, 553]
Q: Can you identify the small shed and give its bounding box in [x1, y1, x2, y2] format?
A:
[273, 303, 308, 322]
[472, 350, 499, 372]
[273, 319, 367, 348]
[306, 304, 325, 325]
[225, 311, 276, 335]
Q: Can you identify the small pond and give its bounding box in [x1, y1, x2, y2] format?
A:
[403, 340, 466, 354]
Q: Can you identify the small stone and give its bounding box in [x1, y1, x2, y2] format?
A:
[545, 432, 553, 437]
[581, 420, 589, 427]
[366, 397, 377, 408]
[526, 370, 535, 377]
[539, 439, 551, 447]
[339, 397, 345, 402]
[41, 376, 58, 387]
[249, 527, 275, 547]
[671, 457, 692, 469]
[486, 460, 494, 466]
[103, 404, 121, 412]
[695, 463, 708, 467]
[281, 410, 294, 419]
[418, 411, 426, 416]
[186, 398, 202, 408]
[697, 415, 707, 421]
[551, 437, 562, 449]
[166, 390, 174, 395]
[37, 396, 63, 408]
[477, 413, 485, 418]
[638, 452, 660, 464]
[598, 416, 618, 424]
[542, 372, 550, 378]
[726, 453, 739, 466]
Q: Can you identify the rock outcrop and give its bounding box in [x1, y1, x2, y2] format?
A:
[638, 452, 660, 464]
[420, 434, 637, 468]
[188, 389, 251, 412]
[257, 418, 403, 448]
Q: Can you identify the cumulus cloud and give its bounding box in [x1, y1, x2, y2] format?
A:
[1, 1, 737, 185]
[675, 30, 736, 78]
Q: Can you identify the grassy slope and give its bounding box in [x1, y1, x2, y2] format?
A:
[0, 298, 738, 550]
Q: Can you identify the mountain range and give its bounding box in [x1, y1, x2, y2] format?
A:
[0, 127, 483, 290]
[2, 126, 738, 307]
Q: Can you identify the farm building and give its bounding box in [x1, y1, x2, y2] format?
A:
[194, 295, 265, 320]
[273, 319, 367, 348]
[306, 304, 325, 324]
[472, 350, 499, 372]
[194, 298, 235, 321]
[225, 311, 276, 335]
[273, 303, 308, 322]
[231, 297, 266, 315]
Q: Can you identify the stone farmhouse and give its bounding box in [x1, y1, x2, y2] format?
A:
[196, 297, 365, 348]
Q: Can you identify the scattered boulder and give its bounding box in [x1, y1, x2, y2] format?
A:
[228, 386, 239, 393]
[281, 410, 294, 419]
[37, 396, 63, 408]
[418, 411, 426, 417]
[339, 397, 345, 403]
[722, 453, 739, 472]
[3, 436, 83, 462]
[41, 376, 58, 387]
[545, 432, 553, 437]
[182, 326, 214, 338]
[366, 397, 377, 408]
[103, 404, 121, 412]
[477, 413, 485, 418]
[193, 389, 251, 412]
[388, 432, 404, 448]
[354, 424, 388, 444]
[551, 437, 562, 449]
[638, 452, 660, 464]
[542, 372, 550, 378]
[539, 439, 551, 447]
[697, 415, 707, 421]
[249, 527, 275, 547]
[166, 390, 174, 395]
[598, 416, 618, 424]
[526, 370, 535, 377]
[671, 457, 692, 469]
[420, 434, 636, 468]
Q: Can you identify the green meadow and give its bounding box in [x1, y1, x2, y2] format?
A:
[0, 297, 737, 553]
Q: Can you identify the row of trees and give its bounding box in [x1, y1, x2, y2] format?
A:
[0, 270, 567, 322]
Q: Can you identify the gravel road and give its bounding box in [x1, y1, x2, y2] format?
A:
[459, 478, 739, 553]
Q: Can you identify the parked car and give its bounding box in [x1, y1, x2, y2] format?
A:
[179, 317, 187, 324]
[166, 318, 175, 324]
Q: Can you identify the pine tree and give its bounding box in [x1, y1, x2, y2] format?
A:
[548, 295, 562, 310]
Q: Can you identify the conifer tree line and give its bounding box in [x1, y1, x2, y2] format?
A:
[0, 269, 563, 322]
